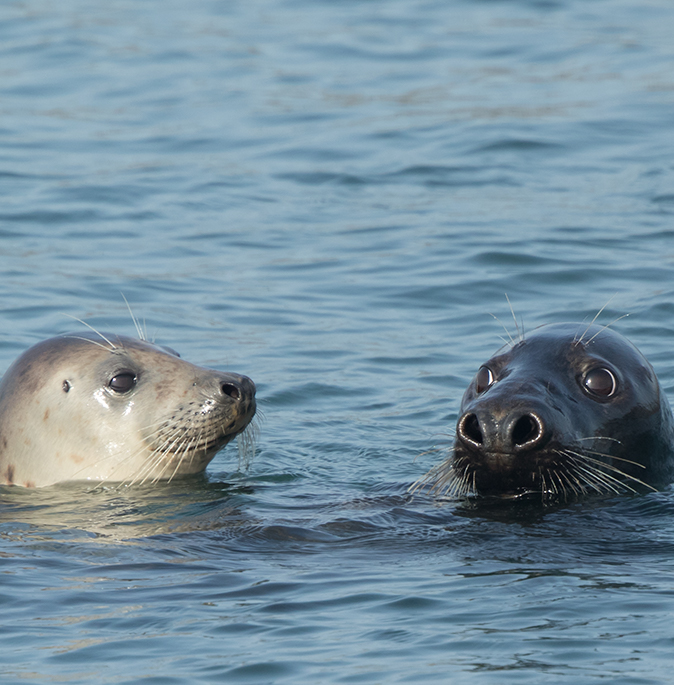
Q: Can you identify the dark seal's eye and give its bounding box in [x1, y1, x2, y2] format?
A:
[583, 367, 617, 398]
[108, 372, 137, 394]
[475, 366, 495, 394]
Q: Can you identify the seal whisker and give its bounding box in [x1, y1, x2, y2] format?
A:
[568, 465, 619, 494]
[409, 451, 479, 499]
[582, 450, 645, 469]
[94, 426, 189, 487]
[577, 436, 623, 445]
[583, 314, 630, 346]
[564, 464, 591, 495]
[61, 315, 117, 349]
[488, 312, 516, 348]
[165, 433, 199, 483]
[556, 467, 580, 498]
[575, 295, 618, 344]
[237, 420, 259, 472]
[409, 455, 452, 495]
[142, 429, 191, 485]
[565, 448, 648, 471]
[504, 293, 524, 343]
[62, 336, 116, 352]
[559, 449, 652, 493]
[551, 469, 567, 501]
[122, 417, 207, 486]
[564, 458, 629, 494]
[120, 293, 146, 342]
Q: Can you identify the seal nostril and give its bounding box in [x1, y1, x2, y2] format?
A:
[461, 413, 483, 445]
[221, 383, 241, 401]
[512, 414, 541, 446]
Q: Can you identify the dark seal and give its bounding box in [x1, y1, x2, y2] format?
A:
[413, 323, 674, 501]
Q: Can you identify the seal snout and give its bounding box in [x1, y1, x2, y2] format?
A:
[215, 374, 257, 425]
[457, 407, 549, 456]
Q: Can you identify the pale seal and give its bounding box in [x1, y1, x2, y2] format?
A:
[413, 323, 674, 501]
[0, 332, 256, 488]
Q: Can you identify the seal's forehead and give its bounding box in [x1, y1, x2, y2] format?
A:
[56, 332, 178, 356]
[513, 322, 647, 365]
[11, 332, 178, 372]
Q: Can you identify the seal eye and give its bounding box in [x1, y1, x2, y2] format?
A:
[583, 367, 617, 398]
[109, 372, 137, 394]
[475, 366, 495, 394]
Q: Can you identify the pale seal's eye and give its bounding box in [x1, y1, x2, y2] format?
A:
[109, 372, 137, 393]
[475, 366, 495, 394]
[583, 367, 617, 398]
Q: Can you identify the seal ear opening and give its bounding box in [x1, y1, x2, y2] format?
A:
[62, 380, 71, 393]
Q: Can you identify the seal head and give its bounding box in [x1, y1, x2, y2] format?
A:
[0, 332, 256, 488]
[414, 323, 674, 501]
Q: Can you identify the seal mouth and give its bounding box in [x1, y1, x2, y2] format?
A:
[410, 443, 655, 503]
[162, 435, 228, 456]
[152, 418, 248, 456]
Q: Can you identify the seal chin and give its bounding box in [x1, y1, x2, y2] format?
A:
[412, 322, 674, 502]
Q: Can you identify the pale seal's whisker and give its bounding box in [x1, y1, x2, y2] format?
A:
[63, 335, 117, 353]
[121, 293, 146, 342]
[61, 314, 118, 350]
[237, 419, 259, 472]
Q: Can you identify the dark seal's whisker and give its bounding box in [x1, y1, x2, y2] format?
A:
[559, 449, 656, 493]
[571, 448, 647, 470]
[577, 436, 623, 445]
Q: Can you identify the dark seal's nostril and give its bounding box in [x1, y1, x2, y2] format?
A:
[221, 382, 241, 401]
[512, 413, 543, 447]
[460, 413, 483, 446]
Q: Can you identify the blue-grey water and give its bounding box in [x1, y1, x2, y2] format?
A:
[2, 0, 674, 682]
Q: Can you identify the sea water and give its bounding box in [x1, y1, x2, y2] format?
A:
[2, 0, 674, 682]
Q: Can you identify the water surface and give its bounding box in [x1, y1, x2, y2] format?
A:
[2, 0, 674, 682]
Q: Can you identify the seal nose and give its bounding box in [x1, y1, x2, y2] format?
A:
[458, 409, 548, 454]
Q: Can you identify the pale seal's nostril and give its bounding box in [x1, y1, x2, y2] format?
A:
[221, 382, 242, 401]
